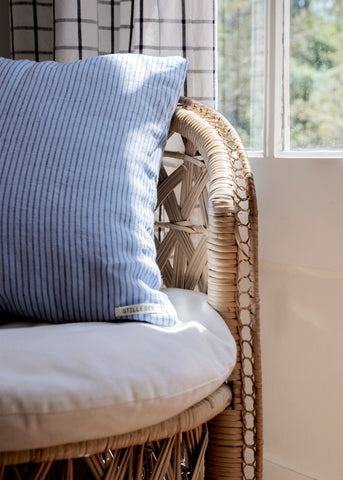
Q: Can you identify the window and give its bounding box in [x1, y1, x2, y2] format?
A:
[218, 0, 265, 152]
[218, 0, 343, 158]
[289, 0, 343, 150]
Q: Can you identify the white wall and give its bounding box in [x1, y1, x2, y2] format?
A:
[251, 157, 343, 480]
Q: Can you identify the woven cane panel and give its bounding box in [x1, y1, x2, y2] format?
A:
[155, 99, 262, 480]
[156, 139, 209, 293]
[0, 426, 207, 480]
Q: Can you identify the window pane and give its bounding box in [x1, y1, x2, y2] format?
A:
[290, 0, 343, 150]
[217, 0, 265, 151]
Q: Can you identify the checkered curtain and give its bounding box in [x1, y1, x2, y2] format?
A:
[9, 0, 216, 106]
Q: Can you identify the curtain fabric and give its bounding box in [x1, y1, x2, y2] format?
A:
[9, 0, 216, 105]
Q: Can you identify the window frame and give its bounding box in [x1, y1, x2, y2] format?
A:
[253, 0, 343, 161]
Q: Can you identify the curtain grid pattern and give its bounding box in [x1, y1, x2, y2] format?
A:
[9, 0, 216, 106]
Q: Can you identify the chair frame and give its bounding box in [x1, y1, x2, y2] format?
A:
[0, 97, 262, 480]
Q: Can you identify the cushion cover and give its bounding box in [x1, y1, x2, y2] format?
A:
[0, 289, 237, 451]
[0, 54, 187, 325]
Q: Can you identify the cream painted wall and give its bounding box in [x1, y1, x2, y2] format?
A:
[251, 157, 343, 480]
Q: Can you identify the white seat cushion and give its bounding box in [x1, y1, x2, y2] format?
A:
[0, 288, 236, 451]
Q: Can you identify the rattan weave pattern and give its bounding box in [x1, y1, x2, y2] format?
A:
[160, 98, 262, 480]
[0, 387, 231, 479]
[0, 98, 262, 480]
[0, 427, 208, 480]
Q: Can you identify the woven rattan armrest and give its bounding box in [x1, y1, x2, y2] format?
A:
[158, 98, 263, 480]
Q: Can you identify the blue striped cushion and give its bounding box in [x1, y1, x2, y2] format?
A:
[0, 54, 187, 325]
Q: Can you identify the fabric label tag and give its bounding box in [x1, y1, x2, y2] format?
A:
[115, 303, 163, 317]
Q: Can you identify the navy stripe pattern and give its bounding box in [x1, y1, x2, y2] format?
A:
[0, 54, 187, 324]
[8, 0, 216, 107]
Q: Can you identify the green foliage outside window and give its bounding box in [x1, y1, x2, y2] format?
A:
[218, 0, 343, 151]
[290, 0, 343, 149]
[218, 0, 259, 150]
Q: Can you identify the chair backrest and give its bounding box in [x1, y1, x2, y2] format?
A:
[155, 97, 263, 480]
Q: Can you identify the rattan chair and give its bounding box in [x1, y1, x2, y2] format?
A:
[0, 97, 262, 480]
